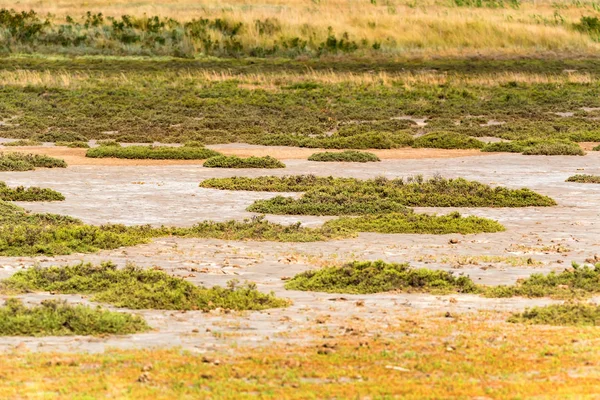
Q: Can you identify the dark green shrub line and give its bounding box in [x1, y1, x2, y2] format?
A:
[308, 150, 380, 162]
[508, 302, 600, 326]
[482, 139, 585, 156]
[0, 152, 67, 171]
[0, 262, 290, 311]
[259, 132, 415, 150]
[285, 260, 480, 294]
[55, 141, 90, 148]
[566, 175, 600, 184]
[3, 140, 42, 147]
[412, 132, 485, 150]
[203, 155, 285, 168]
[86, 145, 221, 160]
[322, 211, 505, 234]
[0, 182, 65, 201]
[0, 298, 149, 336]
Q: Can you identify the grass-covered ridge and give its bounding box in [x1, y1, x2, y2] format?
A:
[0, 152, 67, 171]
[412, 132, 485, 150]
[0, 298, 149, 336]
[285, 260, 480, 294]
[86, 145, 221, 160]
[308, 151, 380, 163]
[0, 262, 290, 311]
[0, 182, 64, 201]
[508, 303, 600, 326]
[203, 155, 285, 168]
[203, 175, 556, 216]
[566, 175, 600, 184]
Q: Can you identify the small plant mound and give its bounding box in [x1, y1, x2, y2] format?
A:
[0, 182, 65, 201]
[86, 145, 221, 160]
[0, 152, 67, 171]
[285, 260, 479, 294]
[322, 211, 505, 234]
[55, 141, 90, 148]
[308, 151, 381, 162]
[1, 263, 290, 311]
[566, 175, 600, 184]
[203, 155, 285, 168]
[483, 139, 585, 156]
[412, 132, 484, 150]
[0, 298, 148, 336]
[594, 144, 600, 151]
[96, 140, 121, 147]
[485, 262, 600, 299]
[508, 303, 600, 326]
[260, 131, 414, 149]
[3, 140, 42, 147]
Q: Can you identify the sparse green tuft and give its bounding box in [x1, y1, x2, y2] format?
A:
[508, 302, 600, 326]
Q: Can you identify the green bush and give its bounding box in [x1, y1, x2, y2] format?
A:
[96, 140, 121, 147]
[322, 211, 505, 234]
[0, 182, 65, 201]
[0, 298, 149, 336]
[593, 144, 600, 151]
[1, 262, 290, 311]
[0, 152, 67, 171]
[285, 260, 480, 294]
[481, 141, 527, 153]
[35, 131, 88, 143]
[203, 155, 285, 168]
[3, 140, 42, 147]
[508, 302, 600, 326]
[522, 141, 585, 156]
[55, 141, 90, 148]
[566, 175, 600, 184]
[308, 150, 380, 162]
[259, 131, 414, 149]
[412, 132, 484, 150]
[86, 145, 221, 160]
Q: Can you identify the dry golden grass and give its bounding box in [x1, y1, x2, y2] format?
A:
[1, 0, 600, 57]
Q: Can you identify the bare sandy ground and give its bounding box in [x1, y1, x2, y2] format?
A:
[0, 150, 599, 352]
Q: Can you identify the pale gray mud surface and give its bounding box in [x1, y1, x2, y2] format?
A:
[0, 151, 599, 353]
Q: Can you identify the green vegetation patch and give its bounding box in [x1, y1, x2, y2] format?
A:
[203, 155, 285, 168]
[485, 263, 600, 299]
[3, 140, 42, 147]
[593, 144, 600, 151]
[55, 141, 90, 148]
[0, 298, 149, 336]
[483, 139, 585, 155]
[1, 262, 289, 311]
[508, 303, 600, 326]
[566, 175, 600, 184]
[0, 202, 354, 256]
[308, 151, 380, 162]
[322, 211, 505, 234]
[0, 182, 64, 202]
[412, 132, 484, 150]
[261, 132, 414, 149]
[86, 145, 221, 160]
[285, 260, 479, 294]
[0, 152, 67, 171]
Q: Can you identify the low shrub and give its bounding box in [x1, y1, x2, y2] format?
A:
[522, 141, 585, 156]
[508, 302, 600, 326]
[593, 144, 600, 151]
[308, 151, 380, 162]
[322, 211, 505, 234]
[86, 145, 221, 160]
[200, 175, 346, 192]
[285, 260, 480, 294]
[566, 175, 600, 184]
[0, 298, 149, 336]
[35, 131, 88, 143]
[1, 262, 290, 311]
[0, 152, 67, 171]
[481, 141, 527, 153]
[203, 155, 285, 168]
[259, 131, 414, 149]
[3, 140, 42, 147]
[55, 141, 90, 148]
[412, 132, 484, 150]
[96, 140, 121, 147]
[0, 182, 65, 201]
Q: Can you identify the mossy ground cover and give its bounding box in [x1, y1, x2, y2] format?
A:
[566, 175, 600, 184]
[508, 302, 600, 326]
[0, 181, 64, 201]
[203, 155, 285, 168]
[0, 152, 67, 171]
[86, 145, 221, 160]
[308, 151, 380, 162]
[0, 262, 289, 311]
[0, 298, 149, 336]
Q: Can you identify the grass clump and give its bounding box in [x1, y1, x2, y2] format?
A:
[485, 263, 600, 299]
[522, 141, 585, 156]
[322, 211, 505, 234]
[96, 140, 121, 147]
[0, 262, 290, 311]
[412, 132, 484, 150]
[3, 140, 42, 147]
[86, 145, 221, 160]
[508, 302, 600, 326]
[203, 155, 285, 168]
[0, 152, 67, 171]
[566, 175, 600, 184]
[0, 298, 149, 336]
[260, 132, 414, 149]
[0, 182, 64, 202]
[55, 141, 90, 148]
[285, 260, 479, 294]
[593, 144, 600, 151]
[308, 151, 380, 162]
